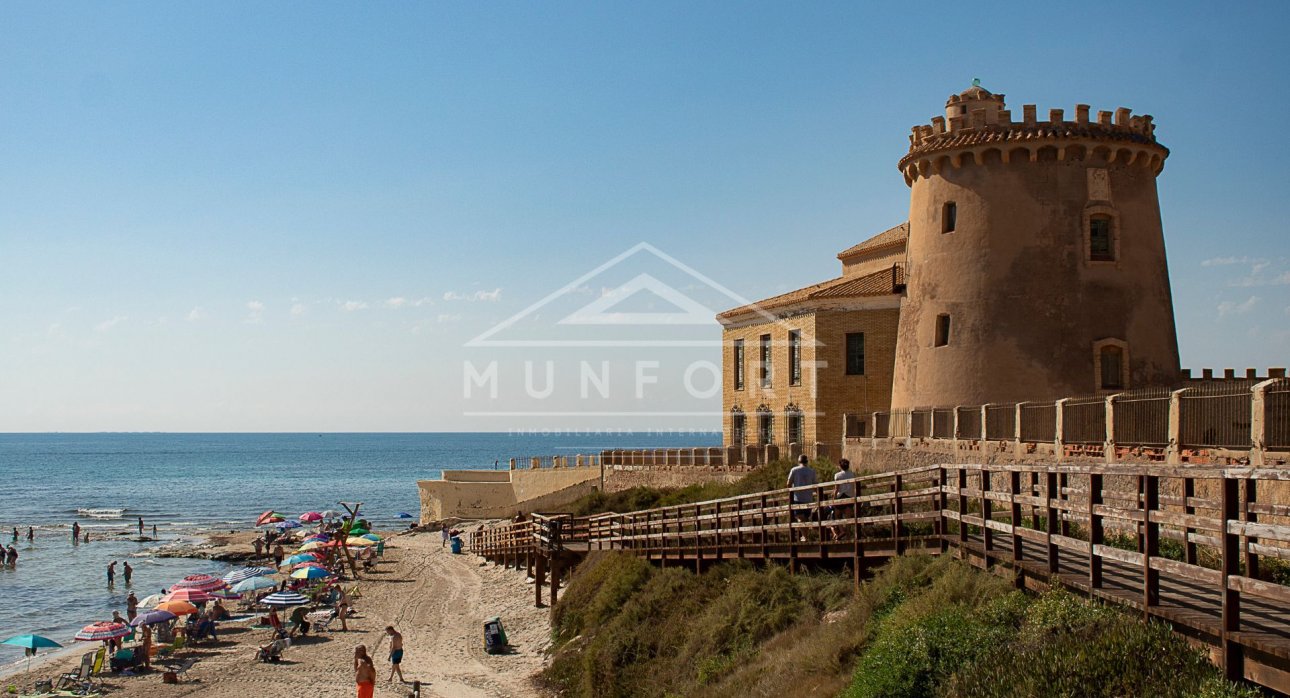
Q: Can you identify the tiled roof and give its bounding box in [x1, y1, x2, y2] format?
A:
[837, 222, 909, 260]
[718, 266, 901, 320]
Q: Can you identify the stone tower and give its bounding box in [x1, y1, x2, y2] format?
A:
[890, 85, 1180, 409]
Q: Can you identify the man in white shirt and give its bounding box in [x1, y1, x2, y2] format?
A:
[830, 459, 858, 541]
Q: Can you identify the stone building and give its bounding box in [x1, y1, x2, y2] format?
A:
[719, 84, 1181, 449]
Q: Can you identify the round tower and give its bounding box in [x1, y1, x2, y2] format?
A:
[890, 85, 1180, 409]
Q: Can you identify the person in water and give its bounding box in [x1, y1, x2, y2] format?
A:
[107, 561, 116, 586]
[123, 561, 133, 584]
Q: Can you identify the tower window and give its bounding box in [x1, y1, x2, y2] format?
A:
[758, 409, 774, 444]
[730, 410, 746, 445]
[759, 334, 772, 388]
[787, 409, 804, 445]
[1099, 345, 1125, 390]
[788, 330, 801, 386]
[845, 332, 865, 375]
[732, 340, 745, 390]
[1089, 216, 1114, 261]
[942, 202, 957, 234]
[935, 314, 951, 347]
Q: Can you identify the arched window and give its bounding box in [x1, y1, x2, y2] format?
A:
[1093, 339, 1129, 391]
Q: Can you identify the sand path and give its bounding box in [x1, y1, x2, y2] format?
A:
[3, 530, 548, 698]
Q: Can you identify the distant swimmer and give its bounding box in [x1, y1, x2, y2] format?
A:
[72, 521, 81, 543]
[11, 528, 17, 543]
[152, 524, 157, 539]
[107, 560, 116, 586]
[137, 517, 144, 537]
[5, 544, 16, 566]
[123, 561, 133, 585]
[26, 527, 33, 542]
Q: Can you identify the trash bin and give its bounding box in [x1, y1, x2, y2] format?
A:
[483, 616, 508, 654]
[450, 536, 463, 554]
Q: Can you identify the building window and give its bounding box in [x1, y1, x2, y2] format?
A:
[786, 407, 804, 445]
[935, 314, 951, 347]
[757, 408, 773, 444]
[733, 340, 745, 390]
[1099, 345, 1125, 390]
[845, 332, 865, 375]
[1089, 215, 1114, 261]
[788, 330, 801, 386]
[759, 334, 772, 388]
[942, 202, 957, 234]
[730, 409, 746, 445]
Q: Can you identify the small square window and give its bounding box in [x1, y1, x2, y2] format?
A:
[942, 202, 957, 234]
[935, 314, 951, 347]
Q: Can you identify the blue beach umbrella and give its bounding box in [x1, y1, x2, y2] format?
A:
[274, 520, 301, 530]
[360, 533, 381, 541]
[289, 566, 332, 580]
[232, 576, 278, 594]
[2, 634, 63, 674]
[284, 553, 318, 566]
[223, 566, 276, 585]
[258, 591, 310, 607]
[130, 610, 177, 627]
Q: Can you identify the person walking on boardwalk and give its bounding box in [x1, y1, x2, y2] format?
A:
[107, 560, 117, 586]
[786, 455, 818, 530]
[384, 626, 405, 683]
[72, 521, 81, 543]
[829, 459, 858, 541]
[354, 645, 376, 698]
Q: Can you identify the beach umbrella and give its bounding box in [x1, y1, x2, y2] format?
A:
[284, 553, 319, 565]
[211, 590, 243, 600]
[321, 510, 337, 519]
[302, 533, 329, 542]
[396, 512, 413, 519]
[138, 593, 165, 608]
[298, 512, 323, 523]
[129, 610, 177, 627]
[2, 634, 63, 674]
[360, 533, 381, 542]
[348, 527, 370, 536]
[290, 566, 332, 580]
[164, 588, 216, 603]
[256, 510, 284, 526]
[346, 537, 377, 547]
[232, 576, 278, 594]
[170, 574, 228, 593]
[258, 591, 309, 607]
[223, 566, 276, 585]
[274, 520, 301, 531]
[297, 541, 325, 552]
[154, 600, 198, 616]
[74, 622, 130, 642]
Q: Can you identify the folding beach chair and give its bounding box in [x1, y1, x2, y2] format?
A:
[56, 651, 95, 690]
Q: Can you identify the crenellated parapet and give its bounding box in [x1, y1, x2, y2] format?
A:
[898, 86, 1169, 186]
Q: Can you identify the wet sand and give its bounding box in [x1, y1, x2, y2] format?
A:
[2, 530, 550, 697]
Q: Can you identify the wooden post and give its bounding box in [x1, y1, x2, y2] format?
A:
[981, 470, 993, 567]
[1143, 474, 1160, 614]
[1046, 471, 1059, 575]
[939, 467, 950, 554]
[957, 468, 969, 555]
[550, 559, 561, 607]
[1089, 473, 1104, 589]
[1010, 470, 1023, 588]
[337, 502, 364, 580]
[534, 554, 546, 607]
[694, 505, 702, 575]
[1221, 476, 1243, 681]
[761, 493, 769, 560]
[1244, 479, 1260, 581]
[893, 473, 904, 555]
[715, 501, 723, 562]
[1059, 473, 1070, 537]
[1184, 478, 1198, 565]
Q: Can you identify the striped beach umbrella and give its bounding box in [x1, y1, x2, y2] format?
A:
[258, 591, 310, 607]
[164, 588, 215, 603]
[291, 561, 327, 571]
[223, 566, 275, 585]
[290, 567, 332, 580]
[231, 576, 278, 594]
[170, 574, 228, 593]
[256, 511, 284, 526]
[74, 622, 130, 642]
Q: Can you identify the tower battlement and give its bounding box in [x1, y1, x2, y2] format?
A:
[898, 85, 1168, 186]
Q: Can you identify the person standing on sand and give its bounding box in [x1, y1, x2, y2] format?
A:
[336, 586, 351, 631]
[355, 645, 376, 698]
[123, 561, 133, 585]
[253, 537, 264, 558]
[273, 543, 285, 568]
[126, 592, 138, 622]
[441, 525, 450, 548]
[139, 625, 152, 669]
[384, 626, 405, 683]
[107, 560, 116, 586]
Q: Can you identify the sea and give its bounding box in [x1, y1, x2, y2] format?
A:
[0, 431, 718, 671]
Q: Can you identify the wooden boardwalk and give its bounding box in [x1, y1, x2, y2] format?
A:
[469, 462, 1290, 693]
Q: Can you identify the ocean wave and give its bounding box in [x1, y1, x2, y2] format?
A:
[75, 508, 126, 519]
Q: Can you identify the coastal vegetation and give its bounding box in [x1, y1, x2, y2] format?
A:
[540, 552, 1261, 698]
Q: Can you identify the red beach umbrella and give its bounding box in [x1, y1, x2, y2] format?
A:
[74, 622, 130, 642]
[169, 574, 229, 593]
[299, 512, 323, 523]
[256, 511, 284, 526]
[163, 588, 216, 603]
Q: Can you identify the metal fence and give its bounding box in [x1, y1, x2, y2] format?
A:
[1019, 402, 1057, 443]
[889, 410, 910, 438]
[874, 412, 891, 439]
[1062, 397, 1106, 445]
[956, 406, 982, 439]
[1179, 384, 1254, 449]
[910, 409, 932, 438]
[1269, 379, 1290, 450]
[985, 404, 1016, 441]
[1112, 387, 1171, 447]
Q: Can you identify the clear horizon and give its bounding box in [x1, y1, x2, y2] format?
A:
[3, 2, 1288, 431]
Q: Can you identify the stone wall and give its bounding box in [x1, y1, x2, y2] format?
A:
[418, 466, 601, 522]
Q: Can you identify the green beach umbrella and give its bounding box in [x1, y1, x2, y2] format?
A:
[348, 527, 369, 536]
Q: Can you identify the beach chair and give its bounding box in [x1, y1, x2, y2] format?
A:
[255, 637, 290, 663]
[56, 651, 96, 690]
[162, 657, 197, 683]
[346, 584, 362, 599]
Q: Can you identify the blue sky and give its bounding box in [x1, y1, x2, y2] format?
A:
[1, 2, 1287, 432]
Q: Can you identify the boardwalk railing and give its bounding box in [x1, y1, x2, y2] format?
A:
[470, 461, 1290, 692]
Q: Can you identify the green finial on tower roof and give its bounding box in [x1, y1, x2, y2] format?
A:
[972, 77, 981, 87]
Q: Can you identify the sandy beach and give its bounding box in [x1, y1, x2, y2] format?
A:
[2, 529, 549, 698]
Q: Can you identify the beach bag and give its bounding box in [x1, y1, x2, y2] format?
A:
[450, 536, 463, 554]
[483, 617, 508, 654]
